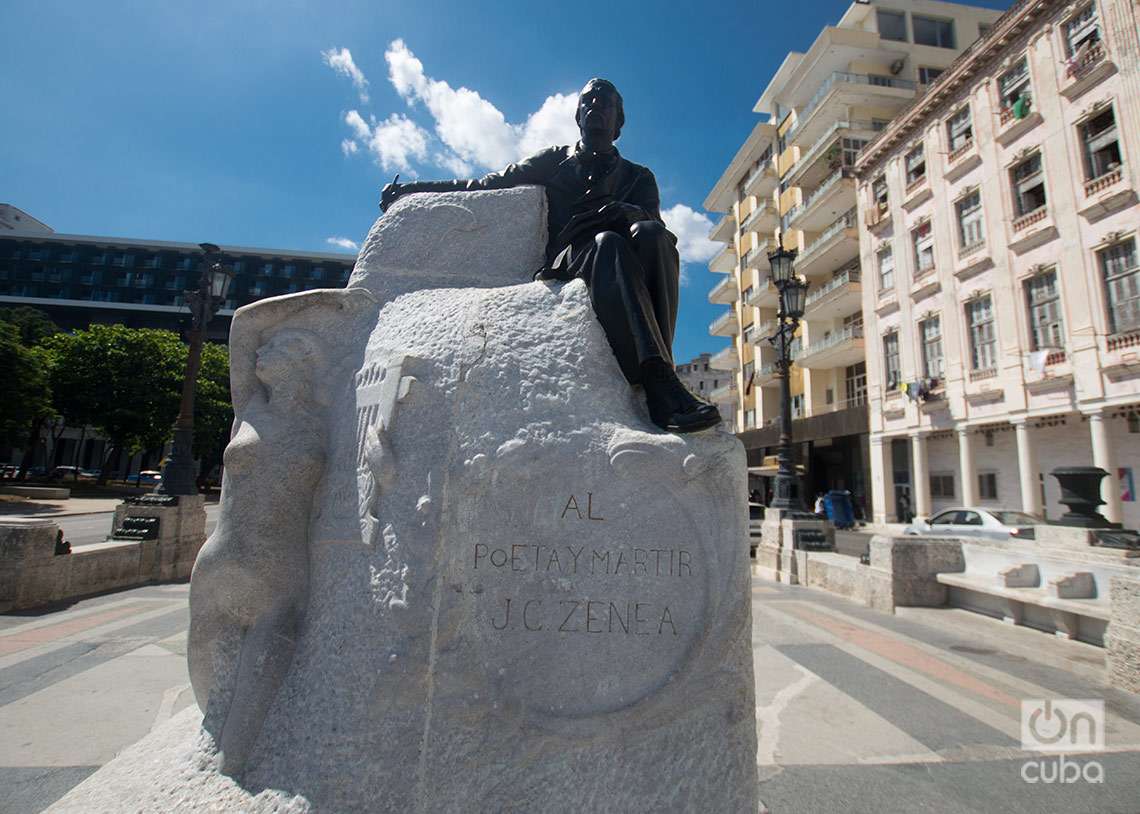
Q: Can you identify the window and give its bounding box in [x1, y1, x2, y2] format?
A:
[947, 107, 972, 152]
[883, 331, 901, 390]
[111, 253, 133, 267]
[176, 257, 194, 271]
[283, 264, 297, 278]
[914, 15, 956, 48]
[1025, 269, 1065, 349]
[931, 510, 957, 525]
[930, 474, 955, 499]
[1064, 4, 1100, 57]
[309, 266, 325, 280]
[231, 260, 245, 272]
[872, 176, 889, 211]
[905, 144, 926, 186]
[912, 220, 935, 273]
[1081, 108, 1121, 181]
[261, 262, 275, 275]
[997, 58, 1032, 114]
[1100, 237, 1139, 334]
[878, 9, 907, 41]
[920, 317, 944, 379]
[918, 66, 943, 85]
[841, 137, 868, 167]
[57, 250, 76, 264]
[741, 285, 753, 302]
[790, 394, 804, 419]
[744, 409, 756, 429]
[959, 510, 984, 525]
[966, 296, 997, 370]
[955, 190, 984, 248]
[978, 473, 999, 500]
[846, 362, 867, 406]
[1010, 153, 1046, 216]
[878, 246, 895, 292]
[742, 323, 755, 344]
[143, 255, 162, 269]
[90, 253, 107, 266]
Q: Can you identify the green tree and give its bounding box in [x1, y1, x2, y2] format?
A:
[0, 306, 59, 346]
[0, 323, 54, 449]
[43, 325, 186, 483]
[193, 342, 232, 485]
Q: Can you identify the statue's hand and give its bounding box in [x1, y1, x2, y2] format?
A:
[598, 201, 646, 225]
[380, 174, 403, 212]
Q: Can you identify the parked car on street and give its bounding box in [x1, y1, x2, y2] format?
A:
[49, 466, 98, 482]
[904, 507, 1040, 541]
[125, 470, 162, 486]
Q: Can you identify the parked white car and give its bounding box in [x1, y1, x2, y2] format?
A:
[904, 507, 1040, 541]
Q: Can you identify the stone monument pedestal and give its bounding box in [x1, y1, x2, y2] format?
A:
[108, 494, 207, 581]
[50, 186, 761, 812]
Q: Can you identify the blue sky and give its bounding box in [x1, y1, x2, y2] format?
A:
[2, 0, 1005, 363]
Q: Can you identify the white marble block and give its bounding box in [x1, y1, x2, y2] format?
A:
[51, 189, 759, 813]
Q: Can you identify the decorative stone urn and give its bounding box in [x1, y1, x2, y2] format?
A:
[1052, 466, 1113, 528]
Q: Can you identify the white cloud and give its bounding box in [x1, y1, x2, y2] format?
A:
[434, 151, 475, 177]
[344, 110, 372, 141]
[342, 109, 430, 174]
[326, 236, 359, 251]
[661, 204, 719, 266]
[322, 47, 370, 103]
[340, 138, 359, 156]
[383, 40, 578, 172]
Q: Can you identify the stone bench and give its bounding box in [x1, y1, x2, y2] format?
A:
[934, 543, 1126, 644]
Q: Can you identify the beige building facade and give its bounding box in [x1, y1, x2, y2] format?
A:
[705, 0, 1000, 502]
[855, 0, 1140, 527]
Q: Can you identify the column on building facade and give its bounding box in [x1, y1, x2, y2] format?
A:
[910, 431, 931, 519]
[1012, 419, 1042, 517]
[870, 436, 896, 524]
[957, 427, 978, 506]
[1088, 411, 1123, 524]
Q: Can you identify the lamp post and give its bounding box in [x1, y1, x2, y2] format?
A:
[766, 238, 809, 512]
[154, 243, 234, 496]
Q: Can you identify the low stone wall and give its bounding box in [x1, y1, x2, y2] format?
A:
[0, 485, 70, 499]
[0, 498, 206, 612]
[1107, 575, 1140, 694]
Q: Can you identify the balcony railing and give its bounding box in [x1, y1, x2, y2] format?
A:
[743, 241, 776, 270]
[786, 168, 854, 224]
[1066, 41, 1106, 83]
[1084, 167, 1123, 196]
[1012, 206, 1047, 232]
[786, 72, 916, 140]
[798, 209, 858, 265]
[709, 309, 738, 336]
[789, 120, 880, 180]
[740, 200, 776, 234]
[798, 324, 864, 358]
[805, 266, 860, 307]
[947, 138, 975, 165]
[708, 275, 737, 304]
[746, 278, 776, 305]
[744, 155, 776, 193]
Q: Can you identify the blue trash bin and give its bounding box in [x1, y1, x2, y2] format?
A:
[826, 490, 855, 529]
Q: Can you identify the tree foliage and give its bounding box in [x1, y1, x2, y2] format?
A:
[0, 323, 54, 447]
[194, 342, 233, 479]
[0, 306, 59, 346]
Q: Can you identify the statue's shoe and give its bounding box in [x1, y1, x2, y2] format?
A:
[653, 401, 722, 433]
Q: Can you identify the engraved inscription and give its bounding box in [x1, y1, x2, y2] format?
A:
[489, 597, 678, 635]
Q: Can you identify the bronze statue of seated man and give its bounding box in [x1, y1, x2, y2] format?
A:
[381, 78, 720, 434]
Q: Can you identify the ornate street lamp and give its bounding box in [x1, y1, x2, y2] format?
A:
[154, 243, 234, 496]
[766, 238, 809, 512]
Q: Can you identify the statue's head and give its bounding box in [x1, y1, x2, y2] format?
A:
[575, 78, 624, 144]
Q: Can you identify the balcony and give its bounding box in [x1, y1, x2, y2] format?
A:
[740, 200, 778, 237]
[785, 120, 881, 189]
[785, 72, 915, 148]
[709, 345, 739, 371]
[708, 212, 735, 243]
[804, 266, 861, 320]
[794, 325, 865, 369]
[795, 210, 859, 280]
[708, 275, 738, 305]
[1061, 42, 1116, 100]
[709, 380, 738, 404]
[944, 139, 981, 181]
[787, 168, 856, 233]
[755, 361, 782, 388]
[709, 244, 737, 274]
[743, 240, 777, 273]
[746, 277, 779, 309]
[1079, 166, 1133, 220]
[743, 158, 779, 199]
[709, 308, 739, 337]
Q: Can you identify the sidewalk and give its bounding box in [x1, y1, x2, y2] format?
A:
[0, 496, 129, 520]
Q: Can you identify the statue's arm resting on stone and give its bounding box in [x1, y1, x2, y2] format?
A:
[379, 147, 562, 212]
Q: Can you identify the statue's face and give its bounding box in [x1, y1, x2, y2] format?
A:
[255, 333, 296, 385]
[577, 84, 619, 142]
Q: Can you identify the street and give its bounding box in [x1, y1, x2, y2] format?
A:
[4, 573, 1140, 813]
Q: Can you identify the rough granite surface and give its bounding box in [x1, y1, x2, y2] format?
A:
[50, 187, 759, 813]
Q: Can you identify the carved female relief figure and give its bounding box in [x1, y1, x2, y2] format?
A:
[188, 327, 327, 775]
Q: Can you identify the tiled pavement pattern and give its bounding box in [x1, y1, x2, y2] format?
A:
[2, 578, 1140, 813]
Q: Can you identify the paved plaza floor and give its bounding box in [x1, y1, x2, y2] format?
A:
[1, 576, 1138, 813]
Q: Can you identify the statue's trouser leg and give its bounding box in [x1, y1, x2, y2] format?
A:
[629, 221, 680, 349]
[585, 229, 675, 385]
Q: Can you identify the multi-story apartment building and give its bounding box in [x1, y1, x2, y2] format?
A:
[0, 205, 355, 343]
[705, 0, 1001, 505]
[854, 0, 1140, 527]
[0, 205, 356, 474]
